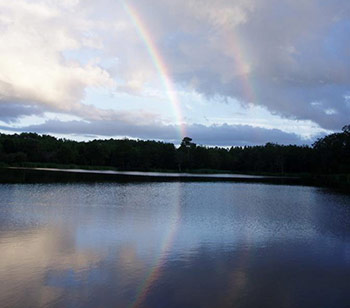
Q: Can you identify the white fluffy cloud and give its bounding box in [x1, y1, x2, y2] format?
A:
[0, 0, 114, 115]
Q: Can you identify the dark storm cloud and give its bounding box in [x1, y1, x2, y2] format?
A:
[0, 102, 44, 123]
[0, 119, 312, 146]
[135, 0, 350, 130]
[187, 124, 311, 146]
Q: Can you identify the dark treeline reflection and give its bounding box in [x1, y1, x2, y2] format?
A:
[0, 125, 350, 174]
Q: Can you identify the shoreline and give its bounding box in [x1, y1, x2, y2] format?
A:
[1, 167, 349, 192]
[1, 166, 300, 185]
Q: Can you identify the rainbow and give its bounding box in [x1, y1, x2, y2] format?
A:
[129, 183, 183, 308]
[122, 4, 185, 306]
[121, 3, 257, 306]
[123, 1, 187, 139]
[226, 31, 256, 105]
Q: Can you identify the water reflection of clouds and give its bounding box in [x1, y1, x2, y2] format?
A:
[1, 183, 350, 307]
[0, 228, 102, 307]
[0, 183, 187, 307]
[0, 226, 167, 307]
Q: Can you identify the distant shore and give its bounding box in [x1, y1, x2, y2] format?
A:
[1, 166, 349, 192]
[1, 166, 300, 185]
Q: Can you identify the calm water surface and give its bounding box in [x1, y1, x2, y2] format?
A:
[0, 182, 350, 308]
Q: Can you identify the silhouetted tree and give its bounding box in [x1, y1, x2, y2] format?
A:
[0, 125, 349, 174]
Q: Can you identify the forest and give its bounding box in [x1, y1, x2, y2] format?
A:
[0, 125, 349, 175]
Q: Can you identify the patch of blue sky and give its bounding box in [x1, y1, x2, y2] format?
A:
[82, 84, 328, 140]
[62, 48, 119, 75]
[177, 92, 328, 139]
[82, 86, 177, 120]
[323, 19, 350, 59]
[62, 48, 102, 66]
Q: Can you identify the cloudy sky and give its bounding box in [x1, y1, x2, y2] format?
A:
[0, 0, 349, 146]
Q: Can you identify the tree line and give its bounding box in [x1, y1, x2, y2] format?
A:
[0, 125, 349, 174]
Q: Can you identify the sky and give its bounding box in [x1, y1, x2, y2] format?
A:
[0, 0, 349, 146]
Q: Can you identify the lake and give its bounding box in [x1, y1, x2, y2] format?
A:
[1, 182, 350, 308]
